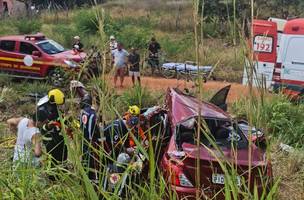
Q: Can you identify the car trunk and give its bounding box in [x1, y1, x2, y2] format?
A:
[180, 143, 267, 195]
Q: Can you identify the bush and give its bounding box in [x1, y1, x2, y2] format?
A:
[52, 24, 78, 47]
[231, 94, 304, 147]
[117, 85, 162, 112]
[160, 33, 193, 59]
[116, 25, 152, 49]
[74, 9, 99, 34]
[13, 19, 42, 34]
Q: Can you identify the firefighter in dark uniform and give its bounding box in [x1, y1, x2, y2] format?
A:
[80, 94, 100, 181]
[36, 89, 68, 169]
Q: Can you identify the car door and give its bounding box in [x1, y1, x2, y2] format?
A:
[16, 41, 43, 76]
[209, 85, 231, 111]
[281, 37, 304, 87]
[0, 40, 18, 73]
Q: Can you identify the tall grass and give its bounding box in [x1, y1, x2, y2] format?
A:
[0, 0, 303, 199]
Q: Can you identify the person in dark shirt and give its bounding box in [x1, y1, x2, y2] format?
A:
[128, 47, 141, 86]
[80, 95, 100, 181]
[72, 36, 84, 52]
[148, 37, 161, 75]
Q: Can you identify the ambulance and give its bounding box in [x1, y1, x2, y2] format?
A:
[242, 18, 304, 98]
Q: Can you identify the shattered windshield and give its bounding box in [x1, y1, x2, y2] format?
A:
[36, 40, 65, 55]
[176, 118, 248, 149]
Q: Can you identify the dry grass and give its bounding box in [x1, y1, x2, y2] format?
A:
[272, 143, 304, 200]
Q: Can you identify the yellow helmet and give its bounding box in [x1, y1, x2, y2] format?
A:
[48, 89, 65, 105]
[128, 105, 140, 116]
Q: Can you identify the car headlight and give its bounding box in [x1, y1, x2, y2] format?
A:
[64, 60, 78, 68]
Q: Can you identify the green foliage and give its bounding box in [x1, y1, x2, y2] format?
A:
[118, 85, 162, 111]
[52, 24, 78, 47]
[13, 81, 51, 95]
[116, 25, 151, 49]
[13, 19, 42, 34]
[160, 33, 194, 59]
[232, 94, 304, 147]
[74, 9, 99, 34]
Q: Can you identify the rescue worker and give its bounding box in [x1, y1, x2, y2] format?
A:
[79, 94, 100, 181]
[70, 80, 88, 99]
[36, 89, 68, 170]
[123, 105, 146, 148]
[103, 105, 147, 157]
[73, 36, 84, 51]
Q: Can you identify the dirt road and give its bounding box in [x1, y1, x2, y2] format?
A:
[110, 76, 252, 103]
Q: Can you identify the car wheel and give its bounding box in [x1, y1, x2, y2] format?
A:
[48, 69, 66, 87]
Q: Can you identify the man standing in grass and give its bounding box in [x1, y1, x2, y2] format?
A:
[128, 47, 141, 86]
[72, 36, 83, 51]
[148, 37, 161, 75]
[109, 35, 118, 53]
[7, 114, 42, 167]
[112, 43, 129, 88]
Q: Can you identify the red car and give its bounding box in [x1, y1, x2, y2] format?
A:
[160, 86, 272, 199]
[0, 33, 86, 86]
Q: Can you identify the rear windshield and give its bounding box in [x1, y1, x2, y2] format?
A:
[36, 40, 65, 55]
[176, 118, 248, 150]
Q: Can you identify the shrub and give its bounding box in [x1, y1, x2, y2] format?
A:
[116, 25, 152, 49]
[13, 19, 42, 34]
[231, 94, 304, 147]
[160, 33, 193, 60]
[117, 85, 162, 112]
[52, 24, 78, 47]
[74, 9, 99, 34]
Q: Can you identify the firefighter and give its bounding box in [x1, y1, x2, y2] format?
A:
[123, 105, 147, 148]
[36, 89, 68, 170]
[103, 105, 146, 157]
[70, 80, 88, 99]
[79, 94, 100, 181]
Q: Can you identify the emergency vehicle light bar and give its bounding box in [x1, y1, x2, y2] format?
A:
[25, 33, 46, 41]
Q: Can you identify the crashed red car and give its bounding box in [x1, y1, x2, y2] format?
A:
[160, 86, 272, 199]
[0, 33, 86, 86]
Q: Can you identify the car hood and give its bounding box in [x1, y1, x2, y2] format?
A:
[52, 50, 86, 62]
[165, 88, 231, 126]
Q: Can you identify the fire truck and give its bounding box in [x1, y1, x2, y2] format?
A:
[0, 33, 86, 86]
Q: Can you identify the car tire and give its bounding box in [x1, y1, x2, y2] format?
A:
[48, 68, 66, 87]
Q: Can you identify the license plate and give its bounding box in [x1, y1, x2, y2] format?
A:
[212, 174, 241, 186]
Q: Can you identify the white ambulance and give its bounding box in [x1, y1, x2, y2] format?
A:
[242, 18, 304, 98]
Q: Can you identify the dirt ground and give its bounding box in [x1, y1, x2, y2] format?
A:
[109, 76, 252, 103]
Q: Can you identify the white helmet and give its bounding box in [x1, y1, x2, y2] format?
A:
[117, 153, 130, 165]
[110, 35, 115, 40]
[70, 80, 85, 91]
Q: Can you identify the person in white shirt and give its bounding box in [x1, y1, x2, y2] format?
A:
[7, 115, 42, 167]
[110, 35, 118, 53]
[112, 43, 129, 87]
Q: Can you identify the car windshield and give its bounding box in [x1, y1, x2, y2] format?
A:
[176, 118, 248, 150]
[36, 40, 65, 55]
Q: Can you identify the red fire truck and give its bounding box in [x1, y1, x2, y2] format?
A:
[0, 33, 86, 86]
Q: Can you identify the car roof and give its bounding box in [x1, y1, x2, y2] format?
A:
[166, 88, 231, 126]
[0, 34, 47, 44]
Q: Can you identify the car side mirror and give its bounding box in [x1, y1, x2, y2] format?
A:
[32, 51, 41, 57]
